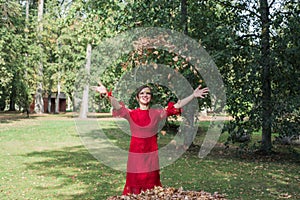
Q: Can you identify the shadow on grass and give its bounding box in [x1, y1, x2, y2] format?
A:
[0, 114, 39, 124]
[182, 122, 300, 165]
[0, 112, 114, 125]
[186, 141, 300, 166]
[24, 145, 125, 199]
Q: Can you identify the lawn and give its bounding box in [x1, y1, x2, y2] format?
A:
[0, 113, 299, 200]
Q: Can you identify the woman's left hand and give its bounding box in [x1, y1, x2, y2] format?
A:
[193, 85, 209, 98]
[91, 83, 108, 97]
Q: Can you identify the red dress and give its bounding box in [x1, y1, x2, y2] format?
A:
[113, 102, 181, 195]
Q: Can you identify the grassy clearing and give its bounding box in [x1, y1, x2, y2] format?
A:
[0, 113, 299, 200]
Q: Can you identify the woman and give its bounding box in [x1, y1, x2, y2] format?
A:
[95, 84, 209, 195]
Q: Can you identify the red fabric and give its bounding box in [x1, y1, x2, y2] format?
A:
[166, 102, 182, 116]
[112, 102, 180, 195]
[107, 88, 113, 97]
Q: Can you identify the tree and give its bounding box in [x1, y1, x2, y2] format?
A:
[259, 0, 272, 152]
[210, 0, 300, 153]
[271, 1, 300, 144]
[0, 0, 31, 112]
[79, 43, 91, 118]
[181, 0, 188, 35]
[34, 0, 44, 113]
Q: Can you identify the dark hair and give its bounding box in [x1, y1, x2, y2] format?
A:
[135, 85, 152, 98]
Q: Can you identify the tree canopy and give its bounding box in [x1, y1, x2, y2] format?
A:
[0, 0, 299, 153]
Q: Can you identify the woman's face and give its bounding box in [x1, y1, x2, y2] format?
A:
[137, 87, 152, 106]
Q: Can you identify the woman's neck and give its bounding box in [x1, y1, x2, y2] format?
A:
[139, 104, 149, 110]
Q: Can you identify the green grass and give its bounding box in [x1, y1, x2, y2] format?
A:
[0, 113, 299, 199]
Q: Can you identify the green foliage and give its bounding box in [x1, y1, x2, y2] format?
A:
[271, 1, 300, 141]
[185, 0, 262, 146]
[207, 0, 300, 151]
[0, 0, 299, 154]
[0, 0, 31, 111]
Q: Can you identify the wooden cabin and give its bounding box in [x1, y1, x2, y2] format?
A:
[30, 92, 67, 113]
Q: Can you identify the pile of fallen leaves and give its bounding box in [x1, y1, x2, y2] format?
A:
[107, 186, 227, 200]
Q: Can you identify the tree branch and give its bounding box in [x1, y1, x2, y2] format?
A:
[268, 0, 276, 9]
[238, 33, 259, 39]
[218, 0, 260, 18]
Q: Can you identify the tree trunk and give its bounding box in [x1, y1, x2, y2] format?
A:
[67, 96, 71, 111]
[48, 92, 51, 113]
[26, 0, 29, 24]
[34, 0, 44, 113]
[79, 44, 92, 119]
[24, 0, 30, 116]
[259, 0, 272, 152]
[181, 0, 193, 147]
[181, 0, 188, 35]
[9, 76, 16, 111]
[9, 92, 16, 111]
[55, 80, 61, 113]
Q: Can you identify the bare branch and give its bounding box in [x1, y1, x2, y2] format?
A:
[238, 34, 259, 39]
[269, 0, 276, 9]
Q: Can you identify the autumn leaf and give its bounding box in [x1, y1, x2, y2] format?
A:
[107, 186, 227, 200]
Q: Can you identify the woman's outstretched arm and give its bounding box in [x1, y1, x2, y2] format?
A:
[173, 85, 209, 109]
[92, 84, 121, 110]
[108, 96, 122, 110]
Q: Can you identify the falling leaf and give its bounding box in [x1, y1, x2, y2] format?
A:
[160, 130, 166, 136]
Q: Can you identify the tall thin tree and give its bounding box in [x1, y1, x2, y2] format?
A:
[181, 0, 188, 35]
[259, 0, 272, 152]
[34, 0, 44, 113]
[79, 43, 92, 119]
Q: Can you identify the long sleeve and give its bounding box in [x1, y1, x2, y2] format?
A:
[112, 102, 130, 120]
